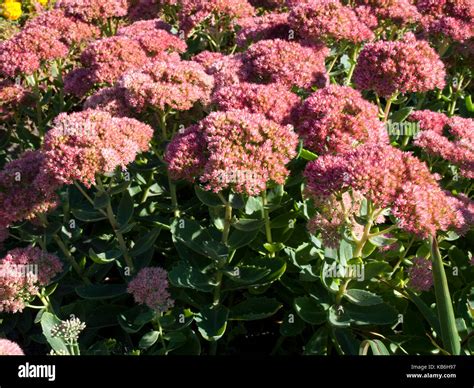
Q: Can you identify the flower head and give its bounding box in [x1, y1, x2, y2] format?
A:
[408, 257, 433, 292]
[236, 12, 293, 47]
[83, 86, 133, 117]
[410, 111, 474, 179]
[177, 0, 255, 35]
[165, 110, 298, 195]
[43, 110, 153, 187]
[416, 0, 474, 42]
[244, 39, 329, 89]
[127, 267, 174, 313]
[2, 1, 22, 21]
[353, 33, 446, 97]
[55, 0, 128, 22]
[0, 339, 24, 355]
[292, 85, 388, 154]
[0, 247, 63, 313]
[0, 151, 60, 226]
[288, 0, 374, 43]
[212, 82, 299, 124]
[119, 57, 214, 112]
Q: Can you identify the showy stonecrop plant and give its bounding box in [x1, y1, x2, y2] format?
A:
[0, 0, 473, 357]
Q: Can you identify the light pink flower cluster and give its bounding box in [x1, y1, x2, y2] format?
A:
[83, 86, 133, 117]
[304, 144, 469, 238]
[65, 24, 186, 96]
[409, 111, 473, 179]
[0, 151, 60, 227]
[236, 12, 292, 47]
[416, 0, 474, 42]
[288, 0, 374, 43]
[78, 36, 153, 84]
[127, 267, 174, 313]
[117, 19, 186, 55]
[292, 85, 388, 154]
[353, 33, 446, 97]
[0, 339, 24, 355]
[43, 110, 154, 187]
[165, 110, 299, 195]
[212, 82, 300, 124]
[55, 0, 128, 22]
[244, 39, 328, 89]
[177, 0, 255, 35]
[118, 57, 214, 112]
[0, 80, 32, 121]
[407, 257, 433, 292]
[353, 0, 420, 27]
[0, 247, 63, 313]
[204, 53, 250, 90]
[0, 26, 68, 77]
[24, 9, 99, 45]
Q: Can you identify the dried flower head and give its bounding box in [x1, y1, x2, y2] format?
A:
[407, 257, 433, 292]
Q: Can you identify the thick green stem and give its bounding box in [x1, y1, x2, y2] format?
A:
[335, 279, 351, 305]
[383, 93, 398, 122]
[168, 176, 180, 218]
[261, 190, 274, 257]
[344, 45, 361, 86]
[96, 177, 134, 272]
[430, 236, 461, 355]
[156, 315, 168, 355]
[53, 235, 90, 284]
[33, 71, 43, 133]
[209, 195, 233, 355]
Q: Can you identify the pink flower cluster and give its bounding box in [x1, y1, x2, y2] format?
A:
[353, 0, 420, 27]
[0, 339, 24, 355]
[304, 143, 471, 238]
[407, 257, 433, 292]
[65, 21, 186, 96]
[118, 57, 214, 113]
[288, 0, 374, 43]
[43, 110, 154, 187]
[212, 82, 300, 124]
[83, 86, 133, 117]
[292, 85, 388, 154]
[24, 9, 99, 46]
[176, 0, 255, 35]
[236, 12, 293, 47]
[244, 39, 329, 89]
[55, 0, 128, 22]
[201, 53, 250, 90]
[410, 110, 474, 179]
[0, 247, 63, 313]
[0, 151, 60, 227]
[0, 26, 68, 77]
[117, 19, 186, 55]
[0, 80, 32, 121]
[127, 267, 174, 313]
[416, 0, 474, 42]
[165, 110, 299, 195]
[353, 33, 446, 97]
